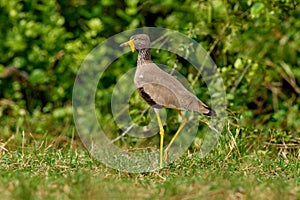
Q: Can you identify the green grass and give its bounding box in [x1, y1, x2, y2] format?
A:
[0, 126, 299, 200]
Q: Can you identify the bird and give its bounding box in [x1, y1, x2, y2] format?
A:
[120, 34, 216, 167]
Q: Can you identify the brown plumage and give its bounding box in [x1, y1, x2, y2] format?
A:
[120, 34, 215, 167]
[134, 58, 215, 115]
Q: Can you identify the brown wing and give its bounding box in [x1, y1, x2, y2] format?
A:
[139, 83, 180, 109]
[139, 83, 215, 116]
[135, 63, 216, 116]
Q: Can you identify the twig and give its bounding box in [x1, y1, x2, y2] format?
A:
[0, 144, 7, 152]
[0, 66, 28, 82]
[22, 131, 25, 157]
[110, 106, 150, 144]
[169, 63, 177, 76]
[266, 59, 300, 94]
[280, 61, 300, 94]
[153, 171, 166, 181]
[70, 127, 75, 150]
[151, 32, 172, 53]
[110, 123, 135, 144]
[0, 133, 15, 152]
[230, 63, 251, 94]
[50, 50, 65, 70]
[265, 142, 300, 148]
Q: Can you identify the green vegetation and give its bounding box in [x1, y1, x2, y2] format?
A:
[0, 0, 299, 199]
[0, 127, 299, 199]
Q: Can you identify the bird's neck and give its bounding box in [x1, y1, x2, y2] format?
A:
[137, 48, 151, 65]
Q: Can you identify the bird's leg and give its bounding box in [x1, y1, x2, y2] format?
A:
[154, 108, 164, 168]
[164, 110, 187, 162]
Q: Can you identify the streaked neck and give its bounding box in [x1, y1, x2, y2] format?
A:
[137, 48, 151, 65]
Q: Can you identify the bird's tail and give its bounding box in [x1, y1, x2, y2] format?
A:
[196, 100, 216, 116]
[203, 107, 216, 116]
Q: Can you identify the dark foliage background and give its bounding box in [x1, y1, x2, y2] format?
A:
[0, 0, 299, 141]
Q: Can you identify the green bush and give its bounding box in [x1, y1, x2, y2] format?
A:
[0, 0, 299, 138]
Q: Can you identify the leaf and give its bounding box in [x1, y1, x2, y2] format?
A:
[251, 2, 265, 18]
[28, 69, 48, 85]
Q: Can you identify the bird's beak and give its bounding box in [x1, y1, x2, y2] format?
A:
[120, 39, 135, 52]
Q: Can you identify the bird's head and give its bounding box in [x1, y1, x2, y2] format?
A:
[120, 34, 151, 52]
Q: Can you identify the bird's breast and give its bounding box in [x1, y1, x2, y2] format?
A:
[134, 71, 144, 88]
[138, 74, 144, 79]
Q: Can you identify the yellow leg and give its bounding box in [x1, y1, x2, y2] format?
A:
[154, 109, 164, 168]
[164, 110, 187, 161]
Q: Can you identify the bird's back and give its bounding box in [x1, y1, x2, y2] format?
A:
[134, 62, 215, 116]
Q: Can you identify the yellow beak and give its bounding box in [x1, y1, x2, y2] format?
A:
[120, 39, 135, 52]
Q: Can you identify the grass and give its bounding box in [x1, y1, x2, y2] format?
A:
[0, 124, 299, 200]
